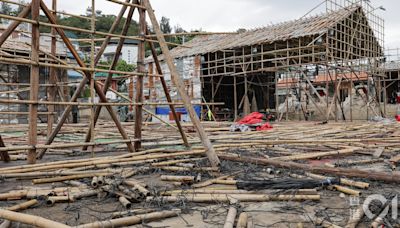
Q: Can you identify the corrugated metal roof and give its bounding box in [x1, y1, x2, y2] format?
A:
[151, 5, 359, 61]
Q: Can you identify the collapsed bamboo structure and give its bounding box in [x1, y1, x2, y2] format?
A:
[0, 0, 398, 227]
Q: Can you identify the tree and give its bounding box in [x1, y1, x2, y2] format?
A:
[0, 2, 12, 14]
[173, 24, 187, 44]
[160, 16, 171, 34]
[116, 60, 135, 72]
[12, 0, 26, 16]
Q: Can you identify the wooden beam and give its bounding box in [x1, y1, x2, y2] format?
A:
[147, 26, 190, 147]
[134, 0, 145, 150]
[144, 0, 220, 167]
[0, 2, 31, 46]
[27, 0, 40, 164]
[37, 0, 135, 159]
[0, 135, 10, 163]
[47, 0, 57, 138]
[83, 0, 133, 151]
[220, 154, 400, 184]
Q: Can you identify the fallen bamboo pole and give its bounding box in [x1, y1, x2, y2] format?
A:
[0, 150, 205, 174]
[76, 210, 180, 228]
[147, 194, 320, 203]
[0, 209, 70, 228]
[305, 173, 369, 189]
[160, 175, 195, 183]
[32, 173, 112, 184]
[224, 199, 238, 228]
[6, 199, 38, 211]
[273, 147, 360, 161]
[164, 189, 318, 196]
[0, 190, 28, 201]
[236, 212, 248, 228]
[220, 154, 400, 184]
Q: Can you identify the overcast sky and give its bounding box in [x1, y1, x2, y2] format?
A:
[39, 0, 399, 49]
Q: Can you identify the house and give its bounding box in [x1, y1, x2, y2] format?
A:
[101, 39, 139, 65]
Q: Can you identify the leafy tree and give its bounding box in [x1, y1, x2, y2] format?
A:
[160, 16, 171, 34]
[116, 60, 135, 72]
[0, 2, 12, 15]
[98, 60, 135, 72]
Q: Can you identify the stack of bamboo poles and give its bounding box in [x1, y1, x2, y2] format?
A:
[0, 121, 399, 227]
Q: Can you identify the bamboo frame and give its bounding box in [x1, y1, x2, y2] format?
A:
[0, 0, 219, 166]
[185, 0, 385, 121]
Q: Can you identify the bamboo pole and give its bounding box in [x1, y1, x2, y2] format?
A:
[0, 150, 204, 174]
[0, 2, 31, 46]
[32, 173, 112, 184]
[304, 172, 369, 189]
[147, 26, 190, 147]
[0, 209, 70, 228]
[144, 0, 220, 167]
[27, 0, 40, 164]
[160, 175, 195, 183]
[134, 0, 145, 150]
[0, 135, 10, 163]
[0, 13, 183, 48]
[236, 212, 248, 228]
[147, 194, 320, 203]
[6, 199, 38, 211]
[39, 0, 136, 156]
[224, 199, 238, 228]
[83, 1, 135, 150]
[0, 139, 137, 153]
[76, 210, 180, 228]
[273, 147, 360, 161]
[220, 154, 400, 184]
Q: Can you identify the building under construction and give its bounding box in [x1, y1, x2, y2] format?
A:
[146, 0, 387, 122]
[0, 0, 399, 227]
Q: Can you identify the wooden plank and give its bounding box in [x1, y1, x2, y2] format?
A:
[144, 0, 220, 167]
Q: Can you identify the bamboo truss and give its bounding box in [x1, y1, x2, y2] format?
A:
[177, 0, 385, 122]
[0, 0, 220, 166]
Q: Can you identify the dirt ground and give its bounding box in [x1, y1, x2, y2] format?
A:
[1, 121, 400, 227]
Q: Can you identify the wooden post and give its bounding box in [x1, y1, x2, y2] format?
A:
[47, 0, 57, 137]
[27, 0, 40, 164]
[144, 0, 220, 167]
[82, 1, 133, 151]
[367, 76, 370, 120]
[234, 75, 237, 121]
[89, 0, 96, 155]
[147, 27, 189, 147]
[134, 0, 145, 150]
[38, 1, 135, 159]
[0, 3, 31, 46]
[243, 75, 250, 116]
[285, 73, 289, 121]
[0, 135, 10, 163]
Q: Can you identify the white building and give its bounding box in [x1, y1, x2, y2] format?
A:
[101, 39, 138, 65]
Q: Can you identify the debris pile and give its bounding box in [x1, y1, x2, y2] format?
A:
[0, 121, 400, 227]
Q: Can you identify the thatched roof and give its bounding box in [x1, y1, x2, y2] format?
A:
[150, 5, 361, 61]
